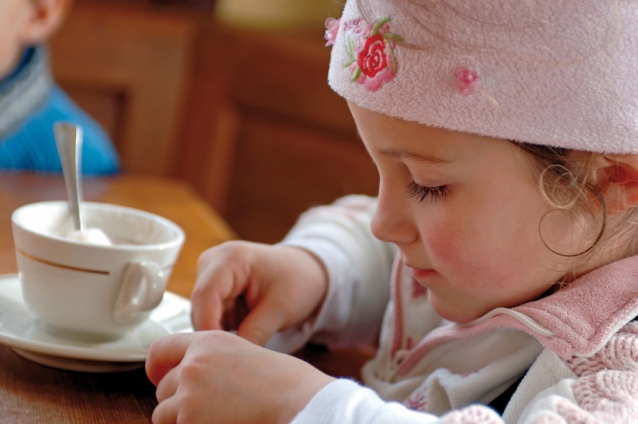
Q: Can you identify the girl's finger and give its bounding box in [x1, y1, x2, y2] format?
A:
[155, 366, 179, 403]
[190, 291, 226, 331]
[190, 262, 240, 331]
[151, 395, 180, 424]
[236, 295, 287, 346]
[145, 333, 194, 386]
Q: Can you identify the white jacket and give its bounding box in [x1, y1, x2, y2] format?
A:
[271, 195, 638, 424]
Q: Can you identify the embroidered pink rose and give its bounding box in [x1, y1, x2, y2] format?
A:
[340, 17, 403, 92]
[342, 18, 364, 34]
[453, 67, 481, 95]
[324, 18, 340, 46]
[359, 34, 387, 77]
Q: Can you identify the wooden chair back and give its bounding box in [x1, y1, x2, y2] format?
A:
[49, 3, 198, 175]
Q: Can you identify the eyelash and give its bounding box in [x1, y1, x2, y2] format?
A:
[405, 181, 449, 203]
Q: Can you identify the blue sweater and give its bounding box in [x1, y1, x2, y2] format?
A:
[0, 47, 120, 175]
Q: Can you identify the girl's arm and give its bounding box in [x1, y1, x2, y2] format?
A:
[189, 194, 394, 351]
[274, 195, 396, 351]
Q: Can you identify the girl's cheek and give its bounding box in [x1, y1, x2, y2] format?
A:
[423, 221, 496, 282]
[423, 222, 464, 269]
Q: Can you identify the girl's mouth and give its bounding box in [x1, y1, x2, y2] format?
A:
[409, 267, 437, 280]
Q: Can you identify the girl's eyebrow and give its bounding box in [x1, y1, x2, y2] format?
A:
[378, 148, 451, 164]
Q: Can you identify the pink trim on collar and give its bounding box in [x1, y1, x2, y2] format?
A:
[397, 255, 638, 375]
[390, 255, 405, 360]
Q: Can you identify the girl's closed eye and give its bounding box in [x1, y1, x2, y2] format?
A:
[405, 181, 448, 203]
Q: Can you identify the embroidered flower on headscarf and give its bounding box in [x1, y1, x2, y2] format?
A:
[324, 18, 340, 46]
[331, 16, 403, 92]
[359, 34, 388, 77]
[453, 67, 481, 95]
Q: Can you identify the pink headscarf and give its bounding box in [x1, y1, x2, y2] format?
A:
[327, 0, 638, 154]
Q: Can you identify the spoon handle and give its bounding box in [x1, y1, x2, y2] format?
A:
[54, 122, 84, 231]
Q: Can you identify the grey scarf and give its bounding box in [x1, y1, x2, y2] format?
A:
[0, 46, 52, 139]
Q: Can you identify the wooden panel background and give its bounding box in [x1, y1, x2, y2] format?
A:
[50, 3, 198, 175]
[49, 3, 379, 244]
[177, 24, 379, 243]
[225, 113, 378, 243]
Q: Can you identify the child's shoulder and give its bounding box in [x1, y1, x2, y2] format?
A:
[0, 45, 119, 174]
[32, 85, 121, 175]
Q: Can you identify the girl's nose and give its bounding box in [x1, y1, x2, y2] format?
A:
[371, 181, 418, 245]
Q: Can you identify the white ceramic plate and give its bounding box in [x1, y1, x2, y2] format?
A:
[0, 274, 193, 372]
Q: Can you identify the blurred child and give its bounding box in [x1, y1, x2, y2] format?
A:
[146, 0, 638, 422]
[0, 0, 119, 174]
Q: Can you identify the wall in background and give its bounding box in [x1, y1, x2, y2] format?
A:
[77, 0, 216, 11]
[215, 0, 344, 29]
[54, 1, 376, 244]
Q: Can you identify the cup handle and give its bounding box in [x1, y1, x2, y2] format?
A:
[113, 261, 166, 324]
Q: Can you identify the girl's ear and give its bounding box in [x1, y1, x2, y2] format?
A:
[20, 0, 71, 45]
[596, 154, 638, 214]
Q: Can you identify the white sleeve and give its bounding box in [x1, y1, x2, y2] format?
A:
[269, 195, 395, 352]
[290, 343, 638, 424]
[291, 379, 504, 424]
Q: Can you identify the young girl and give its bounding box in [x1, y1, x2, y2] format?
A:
[145, 0, 638, 422]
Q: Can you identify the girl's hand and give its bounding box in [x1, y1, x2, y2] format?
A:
[146, 331, 335, 424]
[190, 241, 328, 346]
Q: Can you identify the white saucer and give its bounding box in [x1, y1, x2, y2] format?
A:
[0, 274, 193, 372]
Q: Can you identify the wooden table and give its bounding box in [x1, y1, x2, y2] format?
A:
[0, 173, 236, 423]
[0, 173, 371, 423]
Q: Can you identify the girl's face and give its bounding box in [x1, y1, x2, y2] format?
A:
[349, 102, 585, 323]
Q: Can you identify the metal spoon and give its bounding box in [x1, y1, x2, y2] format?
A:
[54, 122, 84, 232]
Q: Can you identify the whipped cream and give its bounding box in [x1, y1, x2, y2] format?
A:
[67, 228, 113, 246]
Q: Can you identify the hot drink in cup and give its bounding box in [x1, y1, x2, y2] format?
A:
[11, 201, 185, 341]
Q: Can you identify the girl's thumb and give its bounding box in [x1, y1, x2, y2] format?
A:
[235, 301, 286, 346]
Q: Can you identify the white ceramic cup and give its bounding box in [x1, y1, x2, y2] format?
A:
[11, 201, 185, 341]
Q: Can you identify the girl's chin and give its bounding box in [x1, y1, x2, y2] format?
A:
[428, 296, 483, 324]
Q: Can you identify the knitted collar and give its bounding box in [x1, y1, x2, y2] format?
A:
[0, 46, 52, 139]
[396, 254, 638, 375]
